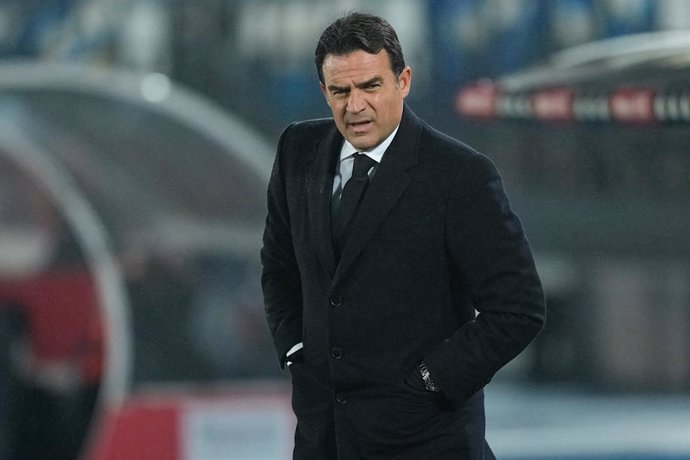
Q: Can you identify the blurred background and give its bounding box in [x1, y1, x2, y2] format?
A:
[0, 0, 689, 459]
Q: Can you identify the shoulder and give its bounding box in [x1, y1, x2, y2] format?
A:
[279, 117, 335, 147]
[272, 117, 337, 177]
[415, 117, 498, 181]
[402, 107, 486, 166]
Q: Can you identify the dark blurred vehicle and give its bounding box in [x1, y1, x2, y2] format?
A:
[0, 63, 293, 459]
[455, 31, 690, 391]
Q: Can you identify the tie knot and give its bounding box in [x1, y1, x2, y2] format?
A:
[351, 153, 376, 179]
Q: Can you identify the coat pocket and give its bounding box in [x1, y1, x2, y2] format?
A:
[359, 386, 450, 441]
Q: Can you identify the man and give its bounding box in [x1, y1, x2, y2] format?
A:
[261, 12, 545, 459]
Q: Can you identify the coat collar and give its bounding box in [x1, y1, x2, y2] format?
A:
[307, 105, 422, 281]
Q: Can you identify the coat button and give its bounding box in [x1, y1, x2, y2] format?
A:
[330, 347, 342, 360]
[335, 392, 348, 404]
[330, 295, 342, 307]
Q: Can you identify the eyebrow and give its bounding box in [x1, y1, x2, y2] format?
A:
[327, 76, 383, 93]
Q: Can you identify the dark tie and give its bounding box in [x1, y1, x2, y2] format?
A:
[334, 153, 377, 254]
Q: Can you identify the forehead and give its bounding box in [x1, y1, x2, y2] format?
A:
[321, 50, 393, 85]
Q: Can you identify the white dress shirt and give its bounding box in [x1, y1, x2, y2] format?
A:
[331, 126, 399, 205]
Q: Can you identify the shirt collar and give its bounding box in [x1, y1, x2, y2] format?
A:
[339, 125, 400, 164]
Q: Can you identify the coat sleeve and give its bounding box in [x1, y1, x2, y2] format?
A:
[261, 124, 303, 368]
[424, 153, 546, 404]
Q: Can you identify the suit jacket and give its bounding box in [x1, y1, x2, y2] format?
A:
[261, 106, 545, 459]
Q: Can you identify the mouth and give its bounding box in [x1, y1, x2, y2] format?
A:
[347, 120, 372, 132]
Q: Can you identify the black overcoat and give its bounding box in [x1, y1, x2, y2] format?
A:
[261, 106, 545, 459]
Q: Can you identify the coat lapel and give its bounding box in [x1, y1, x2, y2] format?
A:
[307, 125, 342, 277]
[334, 106, 421, 283]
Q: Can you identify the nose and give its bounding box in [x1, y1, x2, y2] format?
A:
[346, 89, 365, 113]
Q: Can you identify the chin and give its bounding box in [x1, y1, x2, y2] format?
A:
[350, 138, 378, 151]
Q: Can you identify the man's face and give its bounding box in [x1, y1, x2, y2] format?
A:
[320, 49, 411, 151]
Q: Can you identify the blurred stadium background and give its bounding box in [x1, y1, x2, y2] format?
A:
[0, 0, 689, 459]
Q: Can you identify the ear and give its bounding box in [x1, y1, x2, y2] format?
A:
[398, 66, 412, 98]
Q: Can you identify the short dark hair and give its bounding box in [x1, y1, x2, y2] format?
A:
[315, 12, 406, 83]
